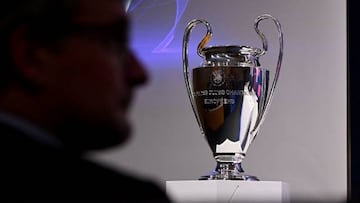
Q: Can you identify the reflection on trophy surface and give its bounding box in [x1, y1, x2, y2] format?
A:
[183, 14, 283, 180]
[193, 66, 268, 163]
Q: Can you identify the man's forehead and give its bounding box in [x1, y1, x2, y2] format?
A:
[73, 0, 126, 24]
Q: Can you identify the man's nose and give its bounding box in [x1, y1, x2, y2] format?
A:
[127, 52, 149, 86]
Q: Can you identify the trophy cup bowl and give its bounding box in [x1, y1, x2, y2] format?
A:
[183, 15, 283, 180]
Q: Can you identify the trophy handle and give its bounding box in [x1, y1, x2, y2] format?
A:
[251, 14, 284, 134]
[182, 19, 213, 133]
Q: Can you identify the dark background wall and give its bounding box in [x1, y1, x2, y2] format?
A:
[349, 0, 359, 201]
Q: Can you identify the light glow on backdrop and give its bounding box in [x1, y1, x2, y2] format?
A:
[125, 0, 271, 70]
[126, 0, 190, 67]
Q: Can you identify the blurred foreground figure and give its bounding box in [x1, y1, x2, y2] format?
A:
[0, 0, 172, 202]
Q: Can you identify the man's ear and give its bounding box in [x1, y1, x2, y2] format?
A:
[9, 25, 54, 87]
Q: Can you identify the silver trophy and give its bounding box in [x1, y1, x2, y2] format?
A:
[182, 14, 284, 180]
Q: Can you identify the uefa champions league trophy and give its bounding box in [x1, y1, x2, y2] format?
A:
[182, 14, 284, 180]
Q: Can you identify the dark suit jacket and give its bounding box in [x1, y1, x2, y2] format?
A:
[0, 121, 172, 203]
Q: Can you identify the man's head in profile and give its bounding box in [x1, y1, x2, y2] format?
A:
[0, 0, 148, 153]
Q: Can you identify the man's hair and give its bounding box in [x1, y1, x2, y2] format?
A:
[0, 0, 79, 90]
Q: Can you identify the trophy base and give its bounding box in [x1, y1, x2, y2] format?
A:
[199, 162, 259, 181]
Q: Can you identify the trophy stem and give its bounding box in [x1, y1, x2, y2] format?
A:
[199, 162, 259, 181]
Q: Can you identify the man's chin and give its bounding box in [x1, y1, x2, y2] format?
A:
[57, 121, 132, 153]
